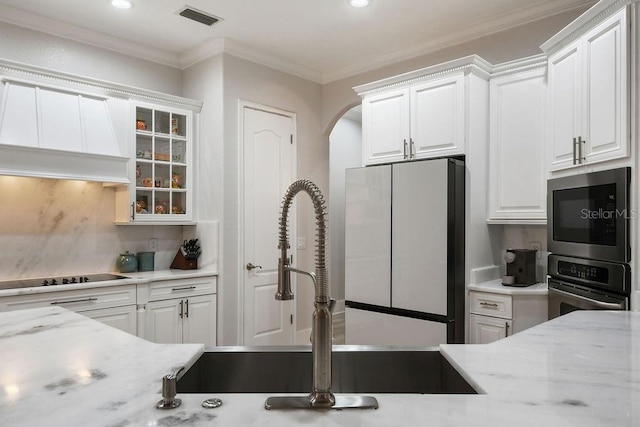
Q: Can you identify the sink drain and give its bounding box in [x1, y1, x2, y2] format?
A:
[202, 398, 223, 409]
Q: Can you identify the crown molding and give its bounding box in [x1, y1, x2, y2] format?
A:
[0, 58, 203, 111]
[0, 4, 181, 69]
[200, 39, 324, 84]
[353, 55, 493, 96]
[490, 54, 548, 77]
[0, 0, 598, 86]
[540, 0, 636, 53]
[322, 0, 596, 83]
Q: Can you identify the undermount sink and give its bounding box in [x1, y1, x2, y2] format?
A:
[177, 346, 477, 395]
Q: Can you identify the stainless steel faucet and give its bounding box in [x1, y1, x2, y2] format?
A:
[275, 179, 335, 408]
[265, 179, 378, 411]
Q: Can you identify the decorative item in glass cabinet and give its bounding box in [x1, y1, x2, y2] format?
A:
[136, 119, 147, 130]
[171, 173, 182, 189]
[135, 200, 148, 214]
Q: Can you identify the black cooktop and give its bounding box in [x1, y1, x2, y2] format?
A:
[0, 273, 128, 290]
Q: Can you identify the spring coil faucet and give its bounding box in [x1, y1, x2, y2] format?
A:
[276, 179, 334, 408]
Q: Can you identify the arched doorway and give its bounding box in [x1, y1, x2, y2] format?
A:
[328, 105, 362, 343]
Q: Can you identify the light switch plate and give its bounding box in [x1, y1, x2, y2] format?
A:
[296, 237, 306, 250]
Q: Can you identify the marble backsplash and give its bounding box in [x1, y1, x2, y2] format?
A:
[0, 176, 207, 280]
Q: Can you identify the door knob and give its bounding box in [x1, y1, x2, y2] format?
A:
[246, 263, 263, 271]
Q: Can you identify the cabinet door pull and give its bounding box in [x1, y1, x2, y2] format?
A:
[172, 286, 197, 292]
[505, 322, 510, 337]
[403, 139, 408, 159]
[410, 138, 415, 159]
[185, 299, 189, 318]
[578, 136, 585, 163]
[573, 137, 578, 165]
[179, 300, 184, 319]
[51, 297, 98, 305]
[480, 301, 498, 308]
[131, 202, 135, 220]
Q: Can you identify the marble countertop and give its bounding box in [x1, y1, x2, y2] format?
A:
[467, 279, 548, 295]
[1, 308, 639, 426]
[0, 269, 218, 298]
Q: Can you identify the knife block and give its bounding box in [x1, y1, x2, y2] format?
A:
[170, 250, 198, 270]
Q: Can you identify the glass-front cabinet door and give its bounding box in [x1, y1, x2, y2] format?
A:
[116, 103, 193, 224]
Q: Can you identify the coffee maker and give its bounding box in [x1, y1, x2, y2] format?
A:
[503, 249, 537, 286]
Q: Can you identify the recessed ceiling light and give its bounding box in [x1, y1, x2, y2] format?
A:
[111, 0, 133, 9]
[350, 0, 370, 7]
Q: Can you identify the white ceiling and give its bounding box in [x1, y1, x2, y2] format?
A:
[0, 0, 594, 83]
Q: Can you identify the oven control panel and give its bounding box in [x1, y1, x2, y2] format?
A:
[548, 254, 630, 294]
[557, 261, 609, 284]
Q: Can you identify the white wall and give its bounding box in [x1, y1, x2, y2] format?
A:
[183, 53, 325, 345]
[329, 112, 362, 303]
[0, 21, 182, 95]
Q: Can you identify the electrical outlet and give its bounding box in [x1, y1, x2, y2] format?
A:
[149, 238, 158, 252]
[296, 237, 306, 250]
[530, 242, 541, 259]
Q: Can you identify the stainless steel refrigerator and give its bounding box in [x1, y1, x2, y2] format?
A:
[344, 158, 465, 345]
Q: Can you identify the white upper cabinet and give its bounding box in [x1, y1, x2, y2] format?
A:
[356, 56, 491, 166]
[361, 88, 409, 164]
[488, 57, 547, 224]
[115, 101, 199, 225]
[410, 74, 465, 158]
[543, 6, 629, 171]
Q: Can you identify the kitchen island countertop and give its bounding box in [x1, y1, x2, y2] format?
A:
[1, 307, 638, 426]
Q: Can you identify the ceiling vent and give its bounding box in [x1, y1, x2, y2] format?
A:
[178, 6, 221, 26]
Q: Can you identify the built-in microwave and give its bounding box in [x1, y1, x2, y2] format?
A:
[547, 167, 631, 263]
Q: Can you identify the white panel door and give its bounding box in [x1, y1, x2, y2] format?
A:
[469, 314, 512, 344]
[80, 305, 137, 335]
[243, 106, 295, 346]
[362, 88, 409, 164]
[488, 68, 546, 221]
[345, 308, 447, 346]
[391, 160, 448, 315]
[344, 165, 391, 307]
[583, 10, 627, 163]
[410, 74, 465, 158]
[182, 294, 217, 347]
[547, 41, 582, 170]
[144, 299, 182, 344]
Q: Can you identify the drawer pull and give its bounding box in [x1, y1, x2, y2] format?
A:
[480, 302, 499, 308]
[172, 286, 197, 292]
[51, 297, 98, 305]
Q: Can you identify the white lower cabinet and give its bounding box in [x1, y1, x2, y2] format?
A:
[143, 294, 216, 346]
[0, 284, 138, 335]
[81, 305, 137, 335]
[138, 276, 217, 347]
[469, 314, 512, 344]
[468, 290, 547, 344]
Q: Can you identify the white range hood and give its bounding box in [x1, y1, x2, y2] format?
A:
[0, 76, 129, 184]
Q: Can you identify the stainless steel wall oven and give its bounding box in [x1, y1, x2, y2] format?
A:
[547, 167, 632, 319]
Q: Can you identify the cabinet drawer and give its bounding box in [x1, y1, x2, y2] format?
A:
[146, 276, 217, 302]
[0, 284, 137, 312]
[469, 291, 512, 319]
